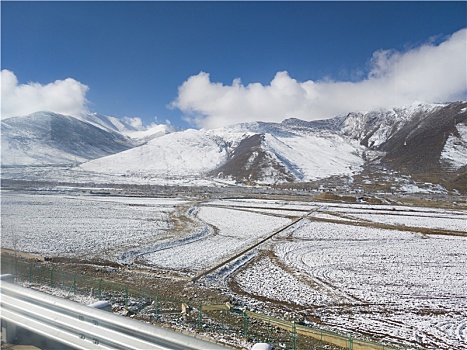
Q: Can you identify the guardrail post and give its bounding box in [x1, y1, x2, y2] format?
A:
[1, 321, 17, 344]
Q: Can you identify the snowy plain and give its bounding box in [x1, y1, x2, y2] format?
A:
[142, 206, 290, 271]
[1, 193, 466, 349]
[270, 222, 466, 348]
[0, 192, 185, 260]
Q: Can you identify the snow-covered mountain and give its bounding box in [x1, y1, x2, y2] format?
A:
[2, 102, 466, 191]
[0, 111, 172, 166]
[206, 124, 364, 183]
[79, 128, 230, 178]
[78, 101, 467, 185]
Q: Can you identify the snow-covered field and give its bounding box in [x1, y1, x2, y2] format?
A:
[347, 212, 466, 232]
[0, 166, 231, 187]
[141, 206, 290, 271]
[273, 222, 465, 347]
[319, 204, 467, 233]
[229, 201, 467, 349]
[0, 192, 185, 260]
[1, 193, 466, 348]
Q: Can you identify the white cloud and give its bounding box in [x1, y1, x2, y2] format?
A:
[1, 70, 89, 119]
[122, 116, 144, 130]
[172, 28, 467, 129]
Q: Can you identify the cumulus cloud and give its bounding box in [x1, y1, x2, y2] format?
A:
[122, 116, 145, 130]
[172, 28, 467, 129]
[1, 70, 89, 119]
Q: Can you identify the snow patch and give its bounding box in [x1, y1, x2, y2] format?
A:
[441, 123, 467, 169]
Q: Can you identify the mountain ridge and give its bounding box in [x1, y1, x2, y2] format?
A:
[1, 102, 466, 193]
[1, 112, 133, 166]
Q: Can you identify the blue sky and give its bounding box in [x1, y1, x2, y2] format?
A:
[2, 1, 466, 129]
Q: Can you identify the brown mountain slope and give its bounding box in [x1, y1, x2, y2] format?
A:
[208, 134, 294, 183]
[379, 102, 467, 173]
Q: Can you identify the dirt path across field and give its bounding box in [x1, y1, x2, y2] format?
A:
[0, 248, 45, 261]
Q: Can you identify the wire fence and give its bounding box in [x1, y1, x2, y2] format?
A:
[1, 255, 409, 350]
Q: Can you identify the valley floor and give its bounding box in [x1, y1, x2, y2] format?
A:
[1, 187, 466, 349]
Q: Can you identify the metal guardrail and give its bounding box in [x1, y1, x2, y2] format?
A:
[0, 280, 231, 350]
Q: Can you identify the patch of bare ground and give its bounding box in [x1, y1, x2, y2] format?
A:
[1, 251, 226, 305]
[0, 248, 45, 262]
[169, 203, 202, 238]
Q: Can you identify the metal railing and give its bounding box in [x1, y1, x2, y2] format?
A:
[0, 280, 230, 350]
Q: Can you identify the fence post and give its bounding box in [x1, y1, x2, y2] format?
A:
[29, 264, 32, 284]
[98, 279, 102, 300]
[267, 318, 271, 343]
[348, 332, 353, 350]
[220, 310, 224, 334]
[155, 295, 159, 321]
[50, 269, 53, 288]
[243, 311, 248, 338]
[198, 301, 203, 329]
[73, 274, 77, 295]
[125, 286, 129, 308]
[292, 321, 297, 350]
[14, 253, 18, 281]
